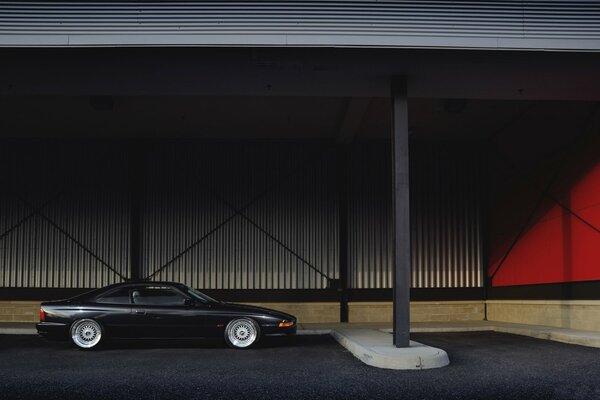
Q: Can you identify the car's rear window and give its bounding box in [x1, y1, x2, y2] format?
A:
[96, 287, 131, 304]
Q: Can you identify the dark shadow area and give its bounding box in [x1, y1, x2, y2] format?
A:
[487, 102, 600, 288]
[1, 332, 600, 400]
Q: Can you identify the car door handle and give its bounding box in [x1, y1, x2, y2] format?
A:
[133, 310, 146, 315]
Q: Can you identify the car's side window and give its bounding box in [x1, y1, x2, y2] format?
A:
[131, 286, 187, 306]
[96, 287, 132, 304]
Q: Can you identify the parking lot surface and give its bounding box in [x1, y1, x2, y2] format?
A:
[1, 332, 599, 400]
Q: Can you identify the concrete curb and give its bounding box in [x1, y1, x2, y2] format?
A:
[0, 325, 37, 335]
[408, 326, 495, 333]
[331, 328, 450, 370]
[299, 321, 600, 369]
[296, 329, 332, 336]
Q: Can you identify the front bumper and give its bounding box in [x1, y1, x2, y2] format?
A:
[261, 323, 297, 337]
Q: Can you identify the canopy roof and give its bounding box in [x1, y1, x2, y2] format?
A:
[1, 1, 600, 50]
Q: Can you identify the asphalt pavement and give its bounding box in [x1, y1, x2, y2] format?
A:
[0, 332, 599, 400]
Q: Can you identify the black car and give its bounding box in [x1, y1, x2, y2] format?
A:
[36, 281, 296, 349]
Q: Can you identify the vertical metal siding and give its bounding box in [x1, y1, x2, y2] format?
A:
[348, 141, 483, 289]
[0, 141, 130, 288]
[141, 141, 339, 289]
[0, 139, 482, 290]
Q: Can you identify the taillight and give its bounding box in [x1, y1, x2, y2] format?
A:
[39, 307, 45, 322]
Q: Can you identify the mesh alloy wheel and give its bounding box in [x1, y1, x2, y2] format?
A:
[70, 319, 103, 349]
[225, 318, 260, 349]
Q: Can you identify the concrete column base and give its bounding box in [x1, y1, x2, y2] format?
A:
[331, 328, 450, 370]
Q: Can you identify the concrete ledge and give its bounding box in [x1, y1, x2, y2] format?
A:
[0, 323, 37, 335]
[348, 301, 485, 323]
[486, 300, 600, 332]
[331, 328, 450, 370]
[0, 301, 486, 324]
[0, 301, 41, 323]
[247, 302, 340, 324]
[489, 322, 600, 348]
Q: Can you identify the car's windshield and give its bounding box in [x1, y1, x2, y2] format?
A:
[186, 287, 220, 304]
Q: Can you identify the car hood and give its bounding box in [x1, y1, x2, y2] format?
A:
[216, 302, 295, 320]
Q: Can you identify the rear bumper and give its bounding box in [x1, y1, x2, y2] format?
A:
[36, 322, 69, 339]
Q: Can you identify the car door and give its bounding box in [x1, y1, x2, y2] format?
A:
[130, 285, 207, 338]
[93, 287, 134, 338]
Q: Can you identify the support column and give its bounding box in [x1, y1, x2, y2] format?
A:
[336, 97, 370, 323]
[337, 145, 349, 322]
[128, 142, 143, 281]
[391, 77, 411, 348]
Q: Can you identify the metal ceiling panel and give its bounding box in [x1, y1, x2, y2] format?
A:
[0, 1, 599, 50]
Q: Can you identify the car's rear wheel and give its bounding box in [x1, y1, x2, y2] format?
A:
[224, 318, 260, 349]
[70, 319, 103, 349]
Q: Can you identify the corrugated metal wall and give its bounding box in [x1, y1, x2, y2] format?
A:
[141, 141, 339, 289]
[0, 141, 130, 288]
[410, 144, 483, 288]
[348, 142, 483, 289]
[348, 143, 393, 289]
[0, 140, 482, 290]
[1, 1, 599, 49]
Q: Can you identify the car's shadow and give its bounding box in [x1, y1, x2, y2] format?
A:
[43, 334, 331, 351]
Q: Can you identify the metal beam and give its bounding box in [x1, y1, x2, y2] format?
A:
[128, 142, 143, 281]
[336, 97, 369, 318]
[337, 145, 349, 322]
[391, 76, 411, 348]
[4, 49, 600, 101]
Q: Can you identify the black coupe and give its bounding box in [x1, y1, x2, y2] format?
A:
[36, 281, 296, 349]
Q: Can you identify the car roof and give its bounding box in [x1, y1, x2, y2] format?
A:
[117, 280, 185, 287]
[71, 281, 188, 301]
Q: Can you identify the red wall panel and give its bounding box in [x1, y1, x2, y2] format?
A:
[489, 163, 600, 286]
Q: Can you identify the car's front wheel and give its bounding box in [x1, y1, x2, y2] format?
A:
[70, 319, 103, 349]
[224, 318, 260, 349]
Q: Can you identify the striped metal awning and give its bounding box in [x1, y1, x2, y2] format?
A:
[1, 1, 600, 50]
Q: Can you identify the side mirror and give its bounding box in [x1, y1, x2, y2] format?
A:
[184, 298, 194, 306]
